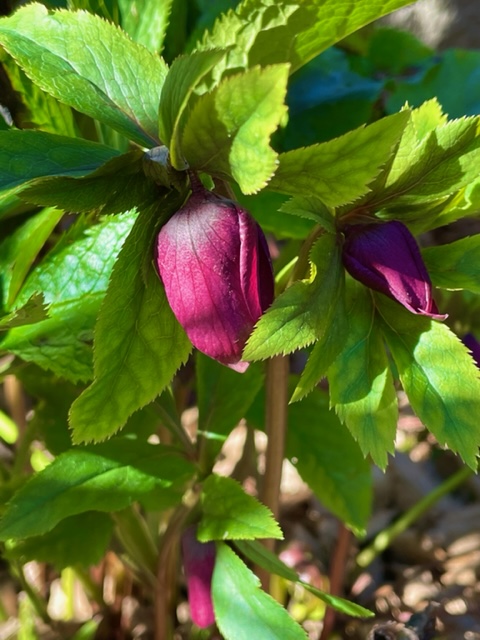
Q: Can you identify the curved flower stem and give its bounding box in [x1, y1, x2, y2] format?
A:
[355, 464, 474, 572]
[258, 355, 289, 591]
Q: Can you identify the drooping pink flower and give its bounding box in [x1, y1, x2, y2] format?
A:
[342, 220, 446, 319]
[181, 526, 216, 629]
[156, 178, 274, 371]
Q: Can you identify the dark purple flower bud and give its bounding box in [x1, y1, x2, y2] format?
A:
[462, 333, 480, 368]
[181, 526, 216, 629]
[156, 180, 274, 372]
[342, 220, 446, 319]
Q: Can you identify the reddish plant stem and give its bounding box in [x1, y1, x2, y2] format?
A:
[320, 522, 352, 640]
[258, 355, 289, 591]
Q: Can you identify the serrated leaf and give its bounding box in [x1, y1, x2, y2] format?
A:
[377, 295, 480, 470]
[69, 200, 192, 443]
[198, 475, 282, 541]
[328, 281, 397, 470]
[0, 294, 48, 331]
[20, 151, 163, 216]
[385, 117, 480, 201]
[291, 284, 347, 402]
[119, 0, 173, 53]
[0, 130, 120, 195]
[422, 237, 480, 294]
[0, 49, 78, 137]
[0, 3, 167, 146]
[212, 543, 308, 640]
[287, 389, 372, 534]
[6, 512, 113, 569]
[279, 196, 335, 233]
[0, 207, 64, 308]
[2, 211, 137, 382]
[182, 65, 289, 194]
[244, 233, 344, 360]
[235, 540, 373, 618]
[197, 354, 264, 464]
[198, 0, 415, 83]
[158, 49, 226, 168]
[268, 111, 409, 206]
[0, 438, 194, 540]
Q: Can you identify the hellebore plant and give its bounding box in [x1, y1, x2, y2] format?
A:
[181, 527, 216, 629]
[156, 175, 274, 372]
[342, 220, 446, 319]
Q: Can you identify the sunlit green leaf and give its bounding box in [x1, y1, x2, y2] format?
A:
[182, 64, 289, 194]
[328, 281, 397, 470]
[0, 3, 167, 145]
[268, 111, 409, 206]
[2, 211, 137, 382]
[0, 439, 194, 540]
[198, 475, 282, 541]
[69, 200, 191, 443]
[423, 236, 480, 294]
[212, 543, 308, 640]
[235, 540, 373, 618]
[378, 295, 480, 470]
[244, 233, 344, 360]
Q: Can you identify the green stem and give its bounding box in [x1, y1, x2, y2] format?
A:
[258, 355, 289, 591]
[112, 507, 158, 587]
[356, 464, 474, 571]
[14, 562, 50, 625]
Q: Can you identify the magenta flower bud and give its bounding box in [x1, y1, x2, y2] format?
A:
[181, 526, 216, 629]
[342, 220, 446, 319]
[156, 180, 274, 372]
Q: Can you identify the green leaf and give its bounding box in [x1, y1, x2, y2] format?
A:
[244, 233, 344, 360]
[328, 281, 397, 470]
[69, 200, 192, 443]
[287, 389, 372, 535]
[385, 116, 480, 202]
[198, 475, 283, 541]
[0, 3, 167, 146]
[0, 207, 64, 309]
[0, 49, 78, 137]
[199, 0, 415, 82]
[422, 237, 480, 294]
[235, 540, 373, 618]
[181, 64, 289, 194]
[2, 211, 137, 382]
[0, 438, 194, 540]
[0, 294, 49, 331]
[212, 543, 308, 640]
[119, 0, 173, 53]
[197, 354, 264, 464]
[158, 49, 226, 168]
[377, 296, 480, 470]
[20, 151, 163, 216]
[0, 130, 120, 195]
[6, 512, 113, 569]
[279, 196, 335, 233]
[268, 111, 409, 206]
[291, 285, 347, 402]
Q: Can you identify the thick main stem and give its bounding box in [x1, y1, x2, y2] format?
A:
[258, 355, 289, 591]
